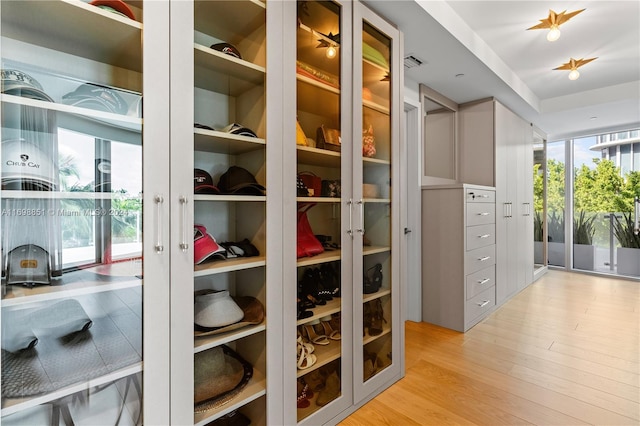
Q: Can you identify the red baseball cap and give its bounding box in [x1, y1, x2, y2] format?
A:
[194, 225, 226, 264]
[89, 0, 136, 20]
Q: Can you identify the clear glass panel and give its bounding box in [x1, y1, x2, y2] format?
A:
[361, 21, 392, 383]
[1, 1, 143, 422]
[546, 140, 565, 266]
[295, 0, 343, 421]
[533, 140, 545, 266]
[192, 1, 268, 424]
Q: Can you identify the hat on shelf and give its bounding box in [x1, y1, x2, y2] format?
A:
[219, 239, 260, 259]
[62, 83, 129, 115]
[210, 43, 242, 60]
[194, 290, 244, 328]
[89, 0, 136, 20]
[194, 224, 226, 264]
[217, 166, 265, 196]
[194, 344, 253, 412]
[220, 123, 257, 138]
[194, 169, 221, 194]
[1, 69, 54, 102]
[1, 139, 57, 191]
[194, 291, 265, 336]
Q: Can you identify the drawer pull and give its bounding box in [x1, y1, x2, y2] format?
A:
[477, 212, 490, 216]
[477, 300, 490, 307]
[477, 278, 491, 285]
[477, 194, 490, 198]
[478, 256, 491, 262]
[477, 234, 491, 239]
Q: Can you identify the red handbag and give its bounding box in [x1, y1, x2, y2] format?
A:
[297, 203, 324, 258]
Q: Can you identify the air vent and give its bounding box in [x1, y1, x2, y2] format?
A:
[404, 54, 424, 69]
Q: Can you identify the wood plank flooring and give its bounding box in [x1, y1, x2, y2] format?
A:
[339, 270, 640, 425]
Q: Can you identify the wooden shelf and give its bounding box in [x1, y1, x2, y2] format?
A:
[364, 157, 392, 166]
[363, 246, 391, 256]
[363, 321, 392, 346]
[1, 269, 142, 308]
[363, 288, 391, 304]
[296, 298, 342, 327]
[194, 128, 266, 154]
[296, 74, 340, 95]
[194, 323, 267, 354]
[1, 0, 142, 73]
[0, 191, 141, 201]
[194, 44, 265, 96]
[296, 339, 341, 378]
[1, 363, 142, 417]
[194, 194, 266, 202]
[296, 197, 341, 203]
[364, 198, 391, 204]
[193, 368, 266, 426]
[2, 94, 141, 145]
[363, 99, 390, 115]
[297, 250, 341, 268]
[194, 256, 266, 277]
[297, 146, 341, 168]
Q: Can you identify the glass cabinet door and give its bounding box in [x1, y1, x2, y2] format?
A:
[294, 0, 352, 423]
[0, 1, 158, 423]
[354, 1, 401, 402]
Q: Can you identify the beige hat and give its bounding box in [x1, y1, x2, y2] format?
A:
[194, 290, 244, 328]
[194, 344, 253, 413]
[194, 293, 265, 337]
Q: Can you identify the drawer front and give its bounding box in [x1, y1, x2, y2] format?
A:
[466, 202, 495, 226]
[466, 223, 496, 251]
[466, 265, 496, 300]
[465, 244, 496, 274]
[465, 285, 496, 326]
[466, 188, 495, 203]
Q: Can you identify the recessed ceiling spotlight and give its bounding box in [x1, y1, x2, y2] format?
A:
[455, 73, 465, 78]
[553, 57, 597, 80]
[527, 8, 585, 42]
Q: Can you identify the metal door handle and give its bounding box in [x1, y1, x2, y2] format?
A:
[356, 199, 364, 234]
[477, 212, 490, 216]
[179, 195, 189, 252]
[477, 300, 490, 307]
[478, 256, 491, 262]
[154, 195, 164, 253]
[477, 278, 490, 285]
[347, 199, 354, 237]
[404, 228, 412, 234]
[478, 234, 491, 239]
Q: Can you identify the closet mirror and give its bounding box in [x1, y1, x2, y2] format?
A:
[419, 84, 458, 185]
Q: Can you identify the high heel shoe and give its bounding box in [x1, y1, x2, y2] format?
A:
[300, 268, 326, 306]
[319, 315, 340, 340]
[368, 299, 387, 336]
[316, 371, 340, 406]
[297, 340, 317, 370]
[303, 319, 329, 346]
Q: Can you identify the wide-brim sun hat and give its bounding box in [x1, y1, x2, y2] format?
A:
[194, 344, 253, 412]
[195, 292, 265, 337]
[194, 290, 244, 329]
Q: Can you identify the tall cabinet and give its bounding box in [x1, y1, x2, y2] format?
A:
[1, 1, 404, 425]
[458, 98, 534, 306]
[1, 1, 170, 424]
[286, 1, 403, 424]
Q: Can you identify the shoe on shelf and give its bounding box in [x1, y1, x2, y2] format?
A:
[319, 315, 340, 340]
[297, 340, 317, 370]
[316, 371, 340, 406]
[303, 369, 326, 392]
[303, 319, 330, 346]
[297, 379, 312, 408]
[368, 299, 387, 336]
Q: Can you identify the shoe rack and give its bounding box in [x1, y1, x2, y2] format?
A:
[288, 1, 404, 424]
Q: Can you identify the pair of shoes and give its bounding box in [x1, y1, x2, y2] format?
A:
[298, 268, 327, 307]
[316, 371, 340, 406]
[297, 338, 317, 370]
[320, 263, 341, 298]
[302, 369, 326, 392]
[363, 299, 387, 337]
[363, 349, 391, 381]
[297, 379, 314, 408]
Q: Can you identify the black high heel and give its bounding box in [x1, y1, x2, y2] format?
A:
[301, 268, 326, 306]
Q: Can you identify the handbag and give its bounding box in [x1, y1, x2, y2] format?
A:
[298, 171, 321, 197]
[363, 263, 383, 294]
[321, 179, 341, 197]
[316, 125, 341, 152]
[297, 203, 324, 258]
[362, 124, 376, 158]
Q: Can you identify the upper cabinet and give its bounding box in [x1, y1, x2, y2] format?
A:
[1, 1, 169, 424]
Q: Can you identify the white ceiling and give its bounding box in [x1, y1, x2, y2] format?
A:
[365, 0, 640, 140]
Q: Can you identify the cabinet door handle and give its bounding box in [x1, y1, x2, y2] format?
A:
[179, 195, 189, 252]
[478, 234, 491, 239]
[477, 212, 490, 216]
[477, 278, 491, 285]
[478, 194, 490, 199]
[503, 203, 509, 218]
[347, 199, 354, 238]
[478, 256, 491, 262]
[477, 300, 490, 307]
[154, 194, 164, 253]
[356, 199, 364, 234]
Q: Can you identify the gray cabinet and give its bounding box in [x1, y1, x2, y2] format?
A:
[422, 185, 497, 332]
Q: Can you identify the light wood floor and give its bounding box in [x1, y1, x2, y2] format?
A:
[340, 270, 640, 425]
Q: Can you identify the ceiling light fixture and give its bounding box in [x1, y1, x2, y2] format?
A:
[553, 57, 597, 80]
[315, 31, 340, 59]
[527, 8, 585, 42]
